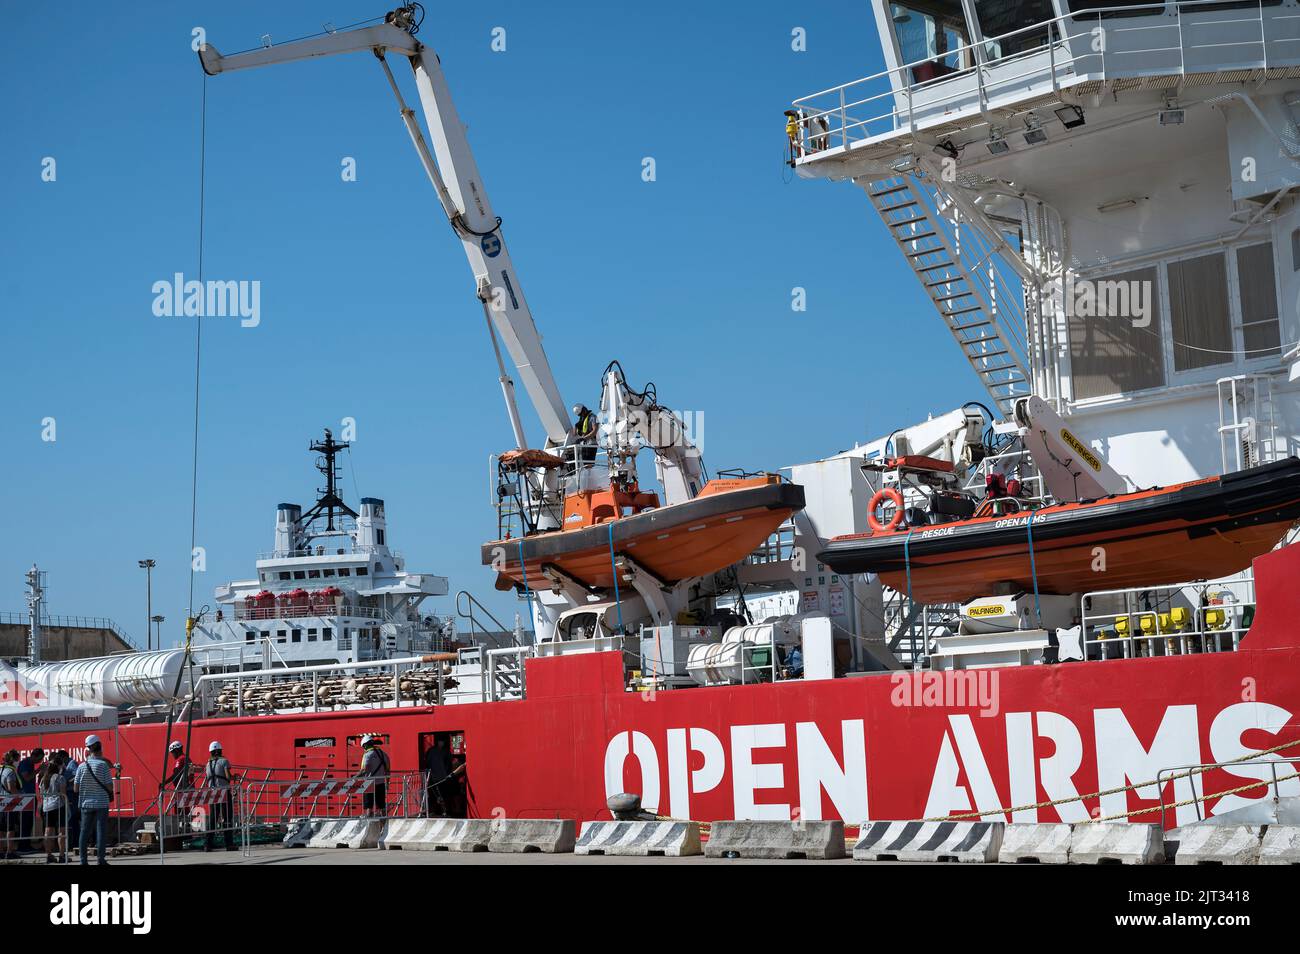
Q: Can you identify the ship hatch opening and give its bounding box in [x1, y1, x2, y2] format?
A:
[420, 731, 468, 818]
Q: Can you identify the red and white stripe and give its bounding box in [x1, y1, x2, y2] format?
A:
[0, 795, 36, 813]
[280, 778, 375, 799]
[169, 788, 232, 809]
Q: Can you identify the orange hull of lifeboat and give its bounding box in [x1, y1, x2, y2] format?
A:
[483, 476, 804, 590]
[818, 458, 1300, 604]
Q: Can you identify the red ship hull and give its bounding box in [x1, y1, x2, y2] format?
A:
[13, 546, 1300, 831]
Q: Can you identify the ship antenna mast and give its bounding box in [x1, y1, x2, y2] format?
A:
[300, 428, 358, 531]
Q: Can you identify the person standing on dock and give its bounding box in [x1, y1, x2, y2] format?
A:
[166, 741, 192, 791]
[39, 753, 68, 864]
[422, 737, 465, 817]
[15, 747, 42, 853]
[358, 735, 390, 817]
[72, 735, 113, 866]
[203, 741, 237, 852]
[58, 751, 79, 852]
[0, 750, 20, 860]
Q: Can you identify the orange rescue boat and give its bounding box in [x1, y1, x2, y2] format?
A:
[483, 473, 804, 591]
[818, 457, 1300, 604]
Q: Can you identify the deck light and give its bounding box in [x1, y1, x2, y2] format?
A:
[1023, 116, 1047, 145]
[986, 129, 1009, 155]
[1055, 104, 1085, 129]
[1159, 108, 1185, 125]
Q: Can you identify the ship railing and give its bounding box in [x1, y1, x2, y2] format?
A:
[194, 655, 443, 718]
[1155, 756, 1298, 828]
[443, 643, 531, 703]
[230, 602, 388, 621]
[744, 520, 798, 566]
[1080, 574, 1255, 661]
[486, 645, 529, 701]
[256, 544, 403, 561]
[190, 633, 293, 672]
[456, 590, 520, 646]
[960, 447, 1052, 508]
[791, 0, 1290, 157]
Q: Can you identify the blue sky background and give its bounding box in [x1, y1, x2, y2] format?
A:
[0, 1, 983, 643]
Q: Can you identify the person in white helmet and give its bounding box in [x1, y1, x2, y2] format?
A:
[72, 735, 113, 866]
[166, 740, 192, 791]
[356, 735, 390, 817]
[203, 741, 237, 852]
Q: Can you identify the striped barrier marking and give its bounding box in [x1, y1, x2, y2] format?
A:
[0, 795, 35, 813]
[168, 788, 233, 809]
[305, 817, 385, 849]
[1260, 825, 1300, 865]
[853, 820, 1002, 862]
[380, 817, 493, 852]
[280, 778, 375, 799]
[575, 820, 702, 856]
[999, 823, 1073, 864]
[1172, 825, 1263, 865]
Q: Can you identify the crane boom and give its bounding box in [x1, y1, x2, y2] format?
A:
[198, 6, 572, 446]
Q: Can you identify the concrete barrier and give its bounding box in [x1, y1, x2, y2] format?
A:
[487, 819, 576, 853]
[853, 821, 1002, 863]
[380, 817, 493, 852]
[1069, 824, 1165, 865]
[999, 823, 1072, 864]
[575, 820, 702, 856]
[305, 818, 386, 849]
[704, 820, 846, 860]
[1260, 826, 1300, 865]
[283, 818, 315, 847]
[1171, 825, 1262, 865]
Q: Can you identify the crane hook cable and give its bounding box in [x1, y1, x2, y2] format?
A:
[159, 71, 208, 797]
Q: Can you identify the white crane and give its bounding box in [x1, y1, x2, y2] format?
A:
[199, 4, 567, 449]
[199, 4, 705, 511]
[598, 363, 705, 507]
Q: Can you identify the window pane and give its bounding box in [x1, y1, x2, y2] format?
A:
[1068, 266, 1165, 399]
[1237, 243, 1281, 358]
[891, 1, 972, 79]
[974, 0, 1055, 58]
[1168, 253, 1232, 371]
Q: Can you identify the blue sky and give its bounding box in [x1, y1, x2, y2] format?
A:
[0, 1, 985, 641]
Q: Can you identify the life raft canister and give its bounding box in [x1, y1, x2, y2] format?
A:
[867, 487, 905, 533]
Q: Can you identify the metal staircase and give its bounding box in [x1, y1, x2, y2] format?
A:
[865, 172, 1032, 419]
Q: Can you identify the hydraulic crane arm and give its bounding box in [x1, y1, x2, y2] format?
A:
[599, 366, 706, 506]
[1014, 396, 1129, 501]
[198, 6, 571, 447]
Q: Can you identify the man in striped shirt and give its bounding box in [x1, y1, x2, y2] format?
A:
[73, 735, 113, 866]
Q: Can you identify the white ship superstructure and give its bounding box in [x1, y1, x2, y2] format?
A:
[193, 429, 450, 668]
[791, 0, 1300, 485]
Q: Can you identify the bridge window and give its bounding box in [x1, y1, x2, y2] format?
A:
[1167, 252, 1232, 372]
[1236, 243, 1281, 358]
[973, 0, 1056, 59]
[890, 1, 972, 82]
[1068, 266, 1165, 399]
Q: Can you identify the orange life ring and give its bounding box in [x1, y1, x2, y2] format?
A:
[867, 488, 905, 533]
